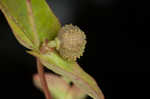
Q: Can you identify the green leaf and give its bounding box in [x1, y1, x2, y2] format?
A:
[0, 0, 61, 49]
[29, 51, 104, 99]
[33, 73, 87, 99]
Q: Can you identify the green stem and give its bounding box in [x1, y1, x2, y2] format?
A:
[47, 38, 60, 50]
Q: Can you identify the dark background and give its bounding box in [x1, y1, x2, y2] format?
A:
[0, 0, 150, 99]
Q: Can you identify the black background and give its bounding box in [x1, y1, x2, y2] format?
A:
[0, 0, 150, 99]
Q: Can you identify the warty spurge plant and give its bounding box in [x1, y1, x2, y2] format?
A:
[0, 0, 104, 99]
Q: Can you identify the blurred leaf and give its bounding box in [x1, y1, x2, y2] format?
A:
[0, 0, 61, 49]
[33, 73, 87, 99]
[29, 51, 104, 99]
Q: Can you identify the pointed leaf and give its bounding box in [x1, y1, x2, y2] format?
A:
[29, 51, 104, 99]
[0, 0, 61, 49]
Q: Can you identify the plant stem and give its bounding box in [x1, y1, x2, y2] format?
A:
[37, 58, 52, 99]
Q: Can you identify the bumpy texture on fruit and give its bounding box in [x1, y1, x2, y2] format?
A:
[57, 24, 86, 61]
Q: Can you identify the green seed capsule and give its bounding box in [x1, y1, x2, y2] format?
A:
[57, 24, 86, 61]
